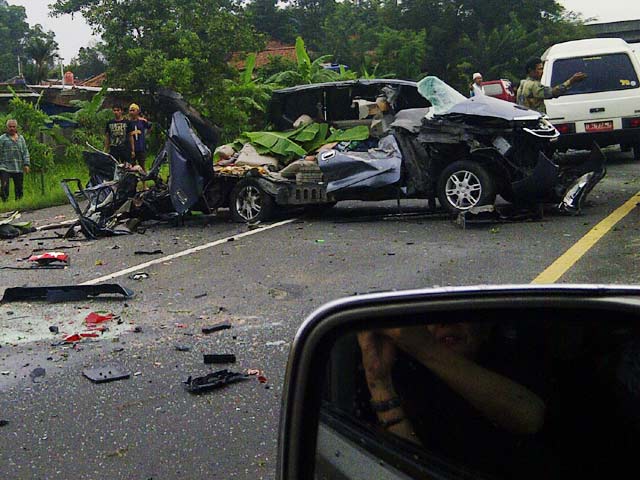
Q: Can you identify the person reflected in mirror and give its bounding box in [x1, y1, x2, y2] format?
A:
[517, 57, 587, 114]
[358, 322, 547, 475]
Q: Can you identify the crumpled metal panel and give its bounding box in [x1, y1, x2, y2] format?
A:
[317, 135, 403, 194]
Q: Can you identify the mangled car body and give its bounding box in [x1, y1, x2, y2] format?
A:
[62, 78, 605, 235]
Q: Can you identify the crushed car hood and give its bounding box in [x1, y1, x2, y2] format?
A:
[444, 94, 542, 122]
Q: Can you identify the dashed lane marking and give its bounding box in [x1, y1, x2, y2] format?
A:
[81, 218, 297, 286]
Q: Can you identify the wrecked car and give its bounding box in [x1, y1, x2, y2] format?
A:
[62, 79, 605, 235]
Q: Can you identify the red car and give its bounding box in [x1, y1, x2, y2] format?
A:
[481, 79, 516, 102]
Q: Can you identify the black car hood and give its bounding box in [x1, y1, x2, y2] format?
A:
[443, 95, 542, 122]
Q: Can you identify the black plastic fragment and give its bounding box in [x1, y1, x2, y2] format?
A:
[2, 284, 134, 303]
[201, 323, 231, 334]
[49, 326, 59, 334]
[134, 250, 164, 255]
[83, 364, 131, 383]
[183, 369, 249, 394]
[203, 354, 236, 364]
[0, 420, 8, 427]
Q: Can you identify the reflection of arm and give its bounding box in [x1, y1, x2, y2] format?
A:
[385, 328, 545, 435]
[357, 332, 421, 445]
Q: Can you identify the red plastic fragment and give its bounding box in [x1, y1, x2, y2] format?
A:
[28, 252, 69, 265]
[257, 376, 268, 384]
[80, 332, 99, 338]
[85, 312, 114, 325]
[63, 333, 82, 343]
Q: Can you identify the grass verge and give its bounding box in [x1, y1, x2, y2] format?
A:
[0, 161, 89, 214]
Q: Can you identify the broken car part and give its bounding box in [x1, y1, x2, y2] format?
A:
[201, 323, 232, 334]
[129, 272, 149, 281]
[183, 369, 249, 394]
[83, 365, 131, 383]
[1, 284, 134, 303]
[203, 354, 236, 364]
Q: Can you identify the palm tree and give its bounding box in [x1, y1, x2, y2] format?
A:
[24, 25, 59, 85]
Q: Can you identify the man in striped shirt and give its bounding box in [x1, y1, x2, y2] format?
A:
[0, 119, 30, 202]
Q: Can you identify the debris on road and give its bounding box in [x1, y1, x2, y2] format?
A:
[29, 367, 46, 383]
[85, 312, 115, 326]
[1, 284, 134, 303]
[201, 323, 232, 335]
[183, 369, 249, 394]
[27, 252, 70, 267]
[134, 249, 163, 256]
[83, 364, 131, 383]
[129, 272, 149, 281]
[194, 293, 208, 299]
[175, 345, 191, 352]
[265, 340, 287, 347]
[0, 420, 8, 427]
[105, 446, 129, 458]
[203, 354, 236, 364]
[49, 326, 59, 334]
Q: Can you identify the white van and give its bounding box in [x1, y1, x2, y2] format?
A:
[542, 38, 640, 159]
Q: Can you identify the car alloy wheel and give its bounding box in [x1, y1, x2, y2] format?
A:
[236, 185, 263, 221]
[444, 170, 483, 210]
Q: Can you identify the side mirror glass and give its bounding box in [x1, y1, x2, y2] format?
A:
[277, 287, 640, 479]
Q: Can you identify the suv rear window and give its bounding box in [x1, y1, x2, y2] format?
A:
[550, 53, 639, 95]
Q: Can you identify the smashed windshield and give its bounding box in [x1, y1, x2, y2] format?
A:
[417, 76, 467, 115]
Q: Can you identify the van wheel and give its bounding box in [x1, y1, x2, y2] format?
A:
[437, 161, 496, 214]
[230, 179, 274, 223]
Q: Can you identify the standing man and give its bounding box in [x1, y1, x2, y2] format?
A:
[470, 72, 485, 97]
[105, 105, 129, 163]
[127, 103, 152, 170]
[0, 119, 30, 202]
[517, 57, 587, 114]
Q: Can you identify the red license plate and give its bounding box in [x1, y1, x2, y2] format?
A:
[585, 121, 613, 132]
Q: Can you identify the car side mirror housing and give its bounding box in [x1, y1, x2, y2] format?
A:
[277, 285, 640, 479]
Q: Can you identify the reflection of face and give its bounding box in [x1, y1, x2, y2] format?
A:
[426, 323, 488, 358]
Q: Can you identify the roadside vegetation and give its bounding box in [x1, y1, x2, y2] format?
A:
[0, 0, 590, 213]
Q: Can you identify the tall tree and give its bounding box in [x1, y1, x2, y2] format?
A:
[246, 0, 295, 43]
[24, 25, 59, 84]
[0, 2, 29, 80]
[67, 44, 108, 80]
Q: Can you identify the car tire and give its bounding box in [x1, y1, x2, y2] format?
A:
[230, 178, 274, 223]
[437, 161, 496, 214]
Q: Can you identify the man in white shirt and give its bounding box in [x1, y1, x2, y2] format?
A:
[470, 72, 485, 97]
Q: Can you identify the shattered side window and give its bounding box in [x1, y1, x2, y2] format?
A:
[417, 76, 467, 115]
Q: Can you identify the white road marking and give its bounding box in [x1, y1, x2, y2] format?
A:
[81, 218, 297, 286]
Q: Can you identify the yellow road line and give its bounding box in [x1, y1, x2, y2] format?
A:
[532, 191, 640, 284]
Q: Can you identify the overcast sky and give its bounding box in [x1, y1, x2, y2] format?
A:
[8, 0, 640, 62]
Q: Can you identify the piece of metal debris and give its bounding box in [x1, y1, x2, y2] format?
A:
[83, 364, 131, 383]
[134, 250, 163, 256]
[201, 323, 231, 334]
[203, 354, 236, 364]
[1, 284, 134, 303]
[129, 272, 149, 281]
[183, 369, 249, 394]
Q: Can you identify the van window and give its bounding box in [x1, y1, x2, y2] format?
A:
[550, 53, 639, 95]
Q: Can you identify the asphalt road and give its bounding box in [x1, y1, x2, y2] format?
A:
[0, 150, 638, 479]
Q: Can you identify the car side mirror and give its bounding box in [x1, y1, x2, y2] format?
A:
[277, 285, 640, 479]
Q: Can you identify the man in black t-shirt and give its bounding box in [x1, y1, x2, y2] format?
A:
[105, 105, 129, 163]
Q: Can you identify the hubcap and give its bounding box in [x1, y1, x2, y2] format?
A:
[444, 170, 482, 210]
[236, 186, 262, 221]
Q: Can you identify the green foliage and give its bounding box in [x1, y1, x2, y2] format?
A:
[265, 37, 341, 87]
[23, 24, 60, 84]
[374, 28, 427, 80]
[1, 95, 57, 173]
[0, 3, 29, 80]
[66, 44, 108, 80]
